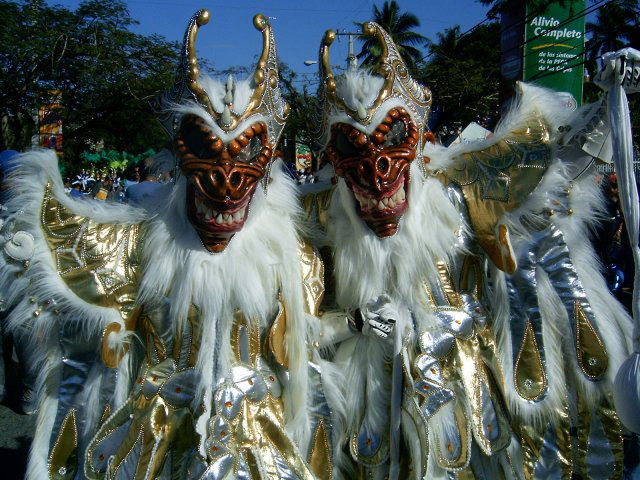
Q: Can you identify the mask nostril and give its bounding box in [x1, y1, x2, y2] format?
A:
[377, 157, 389, 172]
[230, 171, 241, 187]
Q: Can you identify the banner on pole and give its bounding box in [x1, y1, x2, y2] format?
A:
[523, 0, 586, 107]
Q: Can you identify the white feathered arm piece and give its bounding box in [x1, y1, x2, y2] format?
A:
[425, 50, 639, 478]
[0, 150, 149, 479]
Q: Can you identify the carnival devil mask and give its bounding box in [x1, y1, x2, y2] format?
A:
[312, 24, 432, 237]
[155, 10, 288, 252]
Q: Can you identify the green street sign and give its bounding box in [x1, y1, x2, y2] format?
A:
[523, 0, 586, 107]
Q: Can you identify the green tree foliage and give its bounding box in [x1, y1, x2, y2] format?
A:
[79, 148, 155, 173]
[586, 0, 638, 67]
[277, 63, 317, 156]
[357, 0, 428, 70]
[417, 22, 502, 138]
[0, 0, 182, 172]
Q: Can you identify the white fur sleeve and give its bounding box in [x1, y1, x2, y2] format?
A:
[0, 150, 148, 479]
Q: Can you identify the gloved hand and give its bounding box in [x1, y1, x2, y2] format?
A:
[596, 48, 640, 94]
[360, 294, 398, 339]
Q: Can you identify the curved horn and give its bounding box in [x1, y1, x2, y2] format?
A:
[319, 30, 337, 96]
[253, 14, 270, 87]
[362, 22, 390, 75]
[185, 9, 216, 117]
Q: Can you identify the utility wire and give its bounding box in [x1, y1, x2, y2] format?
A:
[414, 0, 559, 64]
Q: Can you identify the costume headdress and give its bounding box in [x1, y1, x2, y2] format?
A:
[153, 9, 289, 150]
[311, 22, 432, 163]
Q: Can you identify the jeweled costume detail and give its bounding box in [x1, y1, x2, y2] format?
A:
[308, 21, 634, 480]
[0, 10, 333, 480]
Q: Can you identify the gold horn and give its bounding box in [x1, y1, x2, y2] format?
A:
[185, 9, 216, 118]
[253, 14, 270, 86]
[320, 30, 337, 96]
[362, 22, 390, 74]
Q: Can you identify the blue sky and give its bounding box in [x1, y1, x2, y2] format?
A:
[47, 1, 492, 82]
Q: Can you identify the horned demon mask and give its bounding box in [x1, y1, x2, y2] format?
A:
[155, 10, 289, 252]
[312, 23, 432, 237]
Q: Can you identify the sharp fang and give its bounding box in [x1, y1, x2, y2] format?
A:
[215, 213, 223, 224]
[388, 197, 396, 208]
[223, 214, 231, 224]
[382, 197, 389, 207]
[398, 188, 406, 201]
[232, 211, 242, 222]
[377, 200, 385, 210]
[205, 210, 212, 220]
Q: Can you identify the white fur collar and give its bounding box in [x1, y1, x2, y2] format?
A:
[328, 162, 462, 309]
[138, 160, 311, 443]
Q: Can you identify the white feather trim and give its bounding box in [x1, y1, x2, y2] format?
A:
[137, 159, 313, 445]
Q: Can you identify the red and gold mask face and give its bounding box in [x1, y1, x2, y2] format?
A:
[325, 107, 419, 237]
[175, 114, 273, 252]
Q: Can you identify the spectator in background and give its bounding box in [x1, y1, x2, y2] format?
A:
[69, 183, 83, 199]
[126, 160, 161, 206]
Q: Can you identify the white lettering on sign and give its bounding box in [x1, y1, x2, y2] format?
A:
[530, 16, 582, 40]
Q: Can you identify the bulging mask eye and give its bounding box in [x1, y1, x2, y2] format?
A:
[383, 120, 407, 147]
[333, 130, 360, 158]
[236, 136, 263, 163]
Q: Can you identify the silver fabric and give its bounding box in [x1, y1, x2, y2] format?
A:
[414, 354, 444, 385]
[433, 308, 474, 339]
[55, 322, 117, 476]
[230, 364, 268, 401]
[418, 387, 455, 419]
[110, 431, 143, 480]
[200, 453, 234, 480]
[356, 424, 385, 460]
[479, 382, 499, 441]
[160, 367, 197, 407]
[215, 384, 245, 420]
[532, 424, 563, 480]
[505, 220, 605, 392]
[271, 445, 301, 480]
[307, 361, 334, 460]
[585, 408, 616, 479]
[419, 330, 455, 359]
[90, 417, 133, 472]
[142, 358, 177, 399]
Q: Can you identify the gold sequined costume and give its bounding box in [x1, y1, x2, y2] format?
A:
[0, 10, 334, 480]
[305, 21, 634, 480]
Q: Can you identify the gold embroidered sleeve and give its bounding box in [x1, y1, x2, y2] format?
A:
[41, 184, 145, 329]
[298, 239, 325, 317]
[440, 118, 552, 271]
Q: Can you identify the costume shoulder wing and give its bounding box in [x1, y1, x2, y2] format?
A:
[0, 150, 148, 479]
[431, 85, 631, 478]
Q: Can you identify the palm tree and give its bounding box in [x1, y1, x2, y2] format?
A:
[586, 0, 638, 67]
[357, 1, 428, 70]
